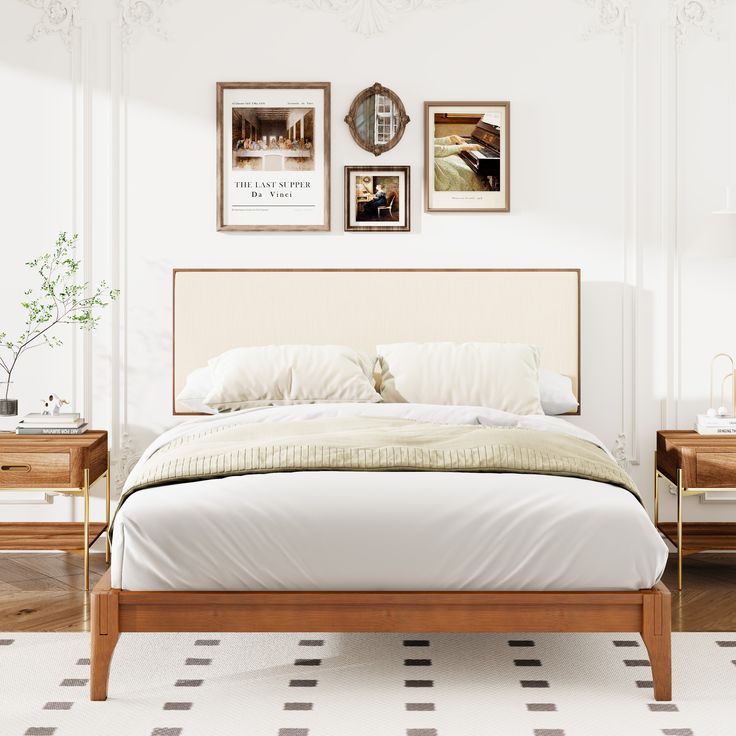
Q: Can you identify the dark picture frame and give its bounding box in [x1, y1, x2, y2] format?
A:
[344, 165, 411, 232]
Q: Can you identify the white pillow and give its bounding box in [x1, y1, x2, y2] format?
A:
[539, 368, 578, 415]
[377, 342, 544, 415]
[176, 366, 217, 414]
[204, 344, 380, 412]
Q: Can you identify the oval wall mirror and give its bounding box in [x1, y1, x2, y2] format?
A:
[344, 83, 410, 156]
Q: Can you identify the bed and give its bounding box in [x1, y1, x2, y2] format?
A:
[90, 269, 672, 702]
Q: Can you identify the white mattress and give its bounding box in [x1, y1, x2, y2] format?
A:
[111, 404, 668, 591]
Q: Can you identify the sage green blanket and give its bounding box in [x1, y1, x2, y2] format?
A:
[119, 417, 640, 510]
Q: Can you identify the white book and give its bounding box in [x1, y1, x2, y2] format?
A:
[696, 414, 736, 425]
[22, 412, 81, 424]
[17, 418, 85, 429]
[695, 423, 736, 435]
[15, 423, 88, 436]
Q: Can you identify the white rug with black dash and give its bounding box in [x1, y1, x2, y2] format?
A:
[1, 632, 735, 736]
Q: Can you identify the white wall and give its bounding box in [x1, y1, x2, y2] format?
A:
[1, 0, 736, 526]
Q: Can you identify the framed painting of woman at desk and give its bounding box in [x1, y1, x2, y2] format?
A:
[217, 82, 331, 231]
[344, 165, 410, 232]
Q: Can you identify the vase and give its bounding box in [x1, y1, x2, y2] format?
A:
[0, 383, 17, 416]
[0, 398, 18, 416]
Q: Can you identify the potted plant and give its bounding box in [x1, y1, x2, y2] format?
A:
[0, 232, 119, 417]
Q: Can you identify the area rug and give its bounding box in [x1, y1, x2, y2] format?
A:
[1, 632, 733, 736]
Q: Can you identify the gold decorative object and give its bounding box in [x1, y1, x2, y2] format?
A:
[709, 353, 736, 417]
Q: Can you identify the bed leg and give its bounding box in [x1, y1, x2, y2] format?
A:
[641, 584, 672, 701]
[90, 572, 119, 701]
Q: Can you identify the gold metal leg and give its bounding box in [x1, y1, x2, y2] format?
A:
[105, 451, 111, 564]
[676, 467, 683, 591]
[83, 468, 90, 592]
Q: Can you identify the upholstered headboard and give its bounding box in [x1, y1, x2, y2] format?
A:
[172, 269, 581, 415]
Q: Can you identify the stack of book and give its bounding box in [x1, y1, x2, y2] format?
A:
[16, 413, 88, 435]
[695, 414, 736, 435]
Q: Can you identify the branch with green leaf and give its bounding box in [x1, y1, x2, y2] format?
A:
[0, 232, 119, 401]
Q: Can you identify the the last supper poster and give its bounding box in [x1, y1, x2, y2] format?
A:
[217, 82, 330, 231]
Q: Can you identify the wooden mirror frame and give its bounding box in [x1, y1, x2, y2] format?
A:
[344, 82, 410, 157]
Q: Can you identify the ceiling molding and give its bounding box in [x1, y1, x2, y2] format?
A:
[270, 0, 466, 36]
[119, 0, 176, 47]
[20, 0, 80, 48]
[672, 0, 730, 41]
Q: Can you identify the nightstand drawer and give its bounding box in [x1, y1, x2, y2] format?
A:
[0, 452, 71, 488]
[694, 452, 736, 488]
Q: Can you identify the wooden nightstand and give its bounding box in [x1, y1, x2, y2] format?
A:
[0, 430, 109, 590]
[655, 430, 736, 590]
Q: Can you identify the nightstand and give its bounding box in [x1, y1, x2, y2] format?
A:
[655, 430, 736, 590]
[0, 430, 109, 590]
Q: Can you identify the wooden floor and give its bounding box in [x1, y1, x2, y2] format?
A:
[0, 552, 106, 632]
[0, 552, 733, 632]
[660, 553, 736, 630]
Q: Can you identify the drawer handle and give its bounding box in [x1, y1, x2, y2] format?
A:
[0, 464, 31, 473]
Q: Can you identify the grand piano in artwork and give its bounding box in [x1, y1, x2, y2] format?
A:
[458, 113, 502, 191]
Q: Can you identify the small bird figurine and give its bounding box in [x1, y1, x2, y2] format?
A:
[41, 393, 70, 416]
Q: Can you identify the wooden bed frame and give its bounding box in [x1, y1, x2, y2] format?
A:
[91, 268, 671, 702]
[90, 572, 671, 701]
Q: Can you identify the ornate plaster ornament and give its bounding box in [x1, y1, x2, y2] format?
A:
[21, 0, 80, 48]
[613, 433, 629, 468]
[672, 0, 729, 40]
[119, 0, 176, 47]
[579, 0, 631, 39]
[272, 0, 465, 36]
[115, 431, 139, 493]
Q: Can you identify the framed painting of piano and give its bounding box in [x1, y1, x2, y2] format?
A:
[424, 101, 510, 213]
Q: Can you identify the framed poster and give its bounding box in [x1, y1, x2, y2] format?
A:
[344, 165, 410, 232]
[217, 82, 330, 231]
[424, 101, 510, 213]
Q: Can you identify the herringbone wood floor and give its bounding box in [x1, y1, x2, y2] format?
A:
[660, 553, 736, 630]
[0, 552, 733, 631]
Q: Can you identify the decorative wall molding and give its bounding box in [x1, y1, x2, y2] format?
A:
[68, 9, 85, 434]
[109, 19, 127, 495]
[119, 0, 175, 47]
[661, 17, 681, 431]
[21, 0, 80, 48]
[620, 17, 640, 466]
[272, 0, 464, 36]
[672, 0, 729, 40]
[659, 0, 732, 438]
[580, 0, 631, 39]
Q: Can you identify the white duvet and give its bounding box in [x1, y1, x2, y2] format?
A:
[111, 403, 667, 591]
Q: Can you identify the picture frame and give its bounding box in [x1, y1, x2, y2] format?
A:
[424, 101, 510, 213]
[216, 82, 331, 231]
[344, 82, 410, 157]
[344, 165, 411, 232]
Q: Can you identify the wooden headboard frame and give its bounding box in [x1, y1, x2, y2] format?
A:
[172, 268, 581, 415]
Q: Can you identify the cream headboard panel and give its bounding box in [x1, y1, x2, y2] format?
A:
[173, 269, 581, 415]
